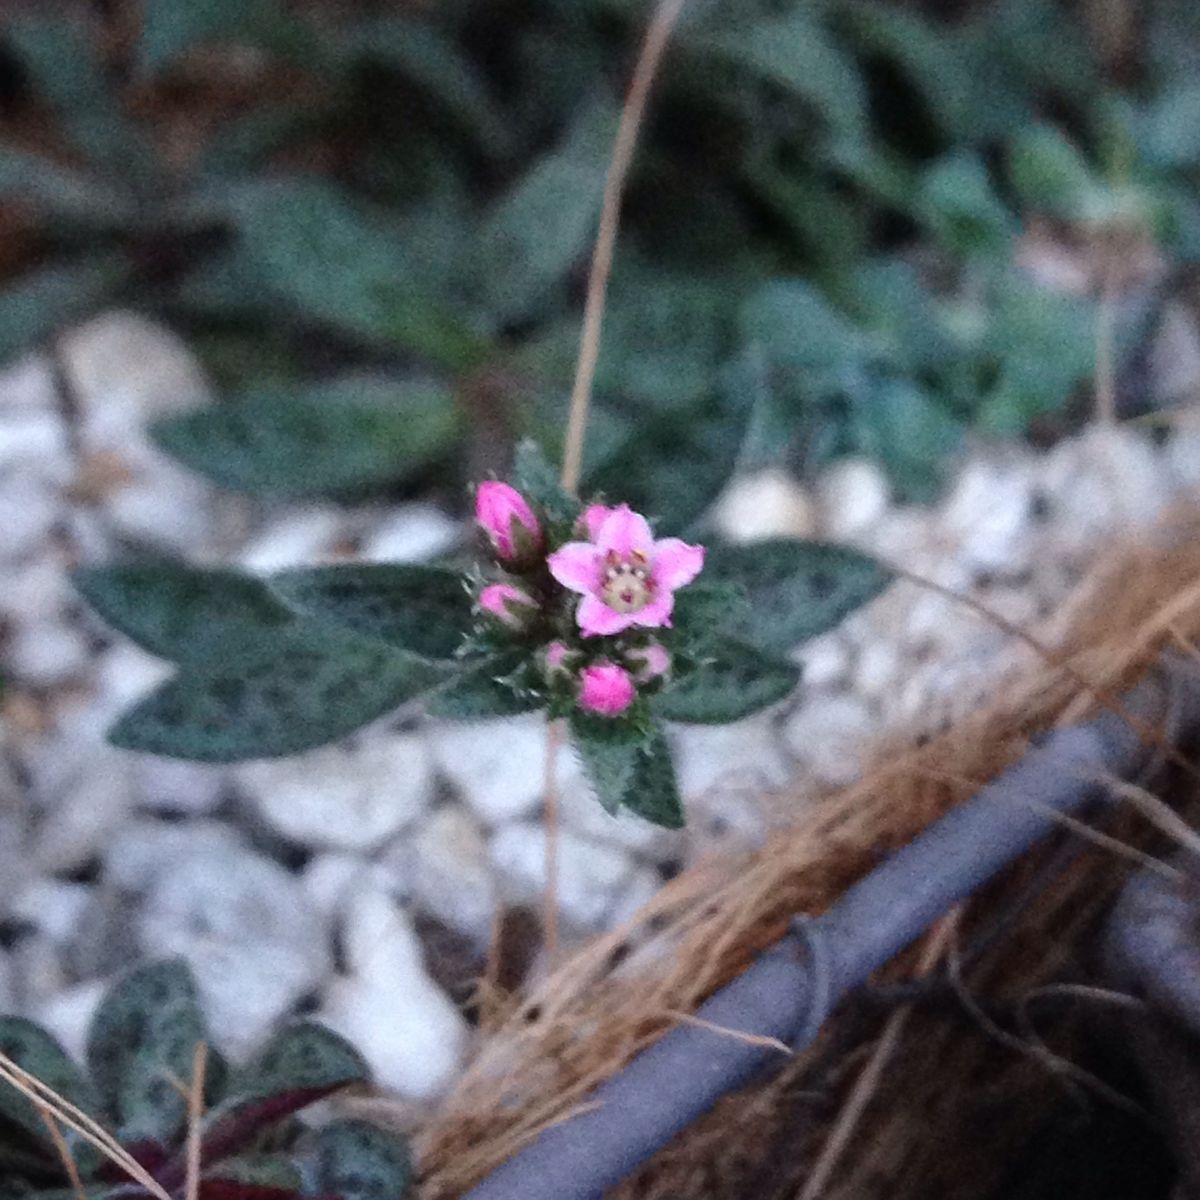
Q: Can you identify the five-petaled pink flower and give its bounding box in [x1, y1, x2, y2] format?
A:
[548, 505, 704, 637]
[475, 481, 542, 565]
[578, 661, 636, 716]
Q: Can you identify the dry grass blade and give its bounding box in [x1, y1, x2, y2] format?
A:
[662, 1010, 793, 1055]
[798, 911, 960, 1200]
[185, 1041, 208, 1200]
[0, 1052, 173, 1200]
[1101, 775, 1200, 861]
[35, 1103, 88, 1200]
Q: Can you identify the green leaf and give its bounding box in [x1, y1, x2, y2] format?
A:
[0, 147, 132, 226]
[203, 1154, 302, 1190]
[851, 258, 952, 373]
[5, 19, 153, 179]
[1008, 124, 1097, 219]
[0, 1018, 104, 1177]
[86, 960, 217, 1151]
[302, 1119, 414, 1200]
[919, 152, 1014, 258]
[425, 658, 541, 720]
[177, 1026, 367, 1186]
[0, 258, 127, 366]
[848, 375, 963, 503]
[697, 10, 866, 139]
[74, 563, 294, 663]
[139, 0, 324, 76]
[655, 640, 799, 724]
[569, 713, 647, 815]
[705, 539, 892, 653]
[152, 376, 460, 499]
[620, 726, 684, 829]
[670, 580, 749, 651]
[109, 625, 447, 762]
[270, 565, 469, 661]
[740, 280, 865, 379]
[1140, 81, 1200, 170]
[478, 98, 617, 325]
[231, 180, 484, 370]
[510, 440, 579, 526]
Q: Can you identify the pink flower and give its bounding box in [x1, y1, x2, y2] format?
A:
[627, 642, 671, 682]
[578, 661, 636, 716]
[544, 640, 571, 672]
[476, 482, 541, 565]
[548, 504, 705, 637]
[479, 582, 537, 628]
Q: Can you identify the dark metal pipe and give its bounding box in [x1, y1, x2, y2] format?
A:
[463, 665, 1196, 1200]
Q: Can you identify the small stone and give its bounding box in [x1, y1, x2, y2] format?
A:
[301, 853, 377, 925]
[135, 755, 227, 816]
[319, 888, 467, 1098]
[93, 643, 174, 714]
[791, 632, 852, 690]
[784, 694, 876, 787]
[428, 714, 553, 826]
[0, 474, 60, 563]
[853, 640, 901, 704]
[1163, 422, 1200, 492]
[7, 621, 91, 687]
[33, 749, 135, 874]
[237, 730, 434, 852]
[360, 505, 460, 563]
[239, 507, 349, 574]
[12, 879, 94, 945]
[103, 819, 244, 889]
[605, 865, 662, 928]
[0, 353, 60, 412]
[941, 458, 1035, 575]
[400, 806, 496, 942]
[817, 458, 891, 542]
[673, 716, 791, 807]
[489, 822, 637, 930]
[34, 979, 107, 1063]
[10, 938, 67, 1011]
[711, 469, 818, 543]
[136, 846, 330, 1056]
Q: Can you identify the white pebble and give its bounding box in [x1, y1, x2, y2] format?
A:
[237, 731, 434, 852]
[428, 714, 554, 826]
[360, 504, 460, 563]
[605, 865, 662, 928]
[104, 819, 244, 890]
[301, 853, 376, 925]
[672, 716, 791, 805]
[34, 979, 107, 1063]
[136, 847, 331, 1056]
[489, 822, 637, 930]
[941, 458, 1035, 575]
[135, 756, 227, 816]
[7, 620, 91, 687]
[816, 457, 891, 542]
[319, 888, 467, 1098]
[239, 507, 349, 573]
[711, 469, 817, 542]
[34, 751, 135, 874]
[12, 880, 94, 945]
[401, 806, 497, 942]
[792, 632, 852, 690]
[784, 694, 876, 787]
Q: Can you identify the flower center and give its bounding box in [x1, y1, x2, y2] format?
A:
[600, 550, 654, 613]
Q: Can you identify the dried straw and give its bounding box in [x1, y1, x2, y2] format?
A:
[413, 508, 1200, 1198]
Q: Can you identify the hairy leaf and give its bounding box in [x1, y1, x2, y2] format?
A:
[704, 540, 892, 653]
[425, 658, 541, 720]
[303, 1119, 414, 1200]
[270, 565, 469, 660]
[86, 960, 219, 1152]
[74, 563, 294, 663]
[510, 439, 579, 527]
[620, 726, 684, 829]
[569, 714, 647, 815]
[109, 625, 447, 762]
[153, 376, 460, 498]
[655, 640, 799, 724]
[0, 1018, 104, 1177]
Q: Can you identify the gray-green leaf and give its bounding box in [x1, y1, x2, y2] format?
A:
[270, 565, 470, 661]
[704, 540, 892, 653]
[109, 625, 447, 762]
[302, 1119, 414, 1200]
[655, 641, 799, 724]
[152, 376, 460, 499]
[74, 563, 294, 663]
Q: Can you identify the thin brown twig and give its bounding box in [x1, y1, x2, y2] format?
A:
[0, 1053, 173, 1200]
[560, 0, 688, 493]
[185, 1041, 207, 1200]
[798, 910, 960, 1200]
[36, 1103, 87, 1200]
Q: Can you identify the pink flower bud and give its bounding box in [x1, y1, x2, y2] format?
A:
[545, 640, 571, 671]
[627, 642, 671, 683]
[476, 482, 542, 565]
[578, 661, 636, 717]
[479, 582, 537, 628]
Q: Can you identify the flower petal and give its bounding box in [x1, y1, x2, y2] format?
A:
[631, 590, 674, 629]
[548, 542, 602, 594]
[597, 504, 654, 560]
[652, 539, 705, 590]
[577, 593, 636, 637]
[583, 504, 614, 541]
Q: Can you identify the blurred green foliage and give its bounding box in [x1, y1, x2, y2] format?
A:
[2, 0, 1199, 525]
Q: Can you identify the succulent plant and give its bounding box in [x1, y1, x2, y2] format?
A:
[0, 960, 412, 1200]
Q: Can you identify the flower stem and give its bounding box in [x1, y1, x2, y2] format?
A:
[559, 0, 689, 494]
